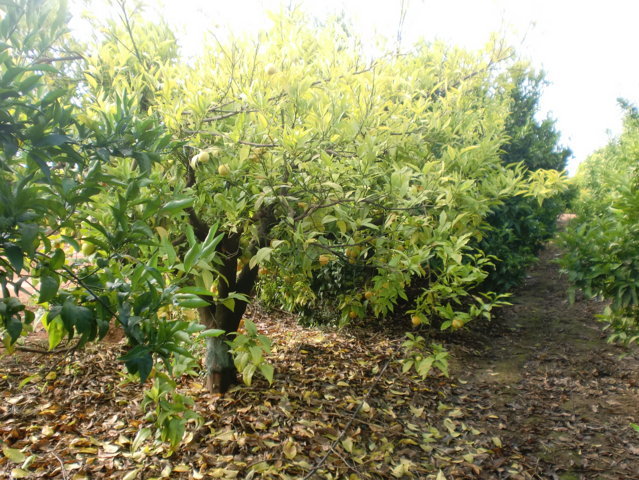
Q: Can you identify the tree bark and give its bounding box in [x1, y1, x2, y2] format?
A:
[199, 306, 239, 394]
[189, 200, 275, 393]
[199, 233, 260, 393]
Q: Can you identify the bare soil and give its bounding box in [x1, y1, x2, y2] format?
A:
[448, 233, 639, 479]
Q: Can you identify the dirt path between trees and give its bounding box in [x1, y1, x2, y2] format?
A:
[449, 232, 639, 478]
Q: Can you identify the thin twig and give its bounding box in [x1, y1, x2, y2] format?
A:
[302, 359, 391, 480]
[329, 445, 366, 478]
[35, 55, 84, 64]
[182, 129, 277, 148]
[52, 452, 69, 480]
[117, 0, 144, 65]
[15, 343, 78, 354]
[202, 109, 255, 123]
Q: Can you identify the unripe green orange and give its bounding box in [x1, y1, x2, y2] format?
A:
[265, 63, 278, 75]
[198, 151, 210, 163]
[81, 242, 96, 256]
[218, 164, 231, 176]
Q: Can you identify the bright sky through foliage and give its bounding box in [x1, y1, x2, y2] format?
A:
[73, 0, 639, 174]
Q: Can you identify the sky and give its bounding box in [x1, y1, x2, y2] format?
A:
[72, 0, 639, 175]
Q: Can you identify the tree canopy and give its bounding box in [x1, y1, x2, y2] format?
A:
[1, 0, 567, 445]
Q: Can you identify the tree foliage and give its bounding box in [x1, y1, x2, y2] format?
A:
[560, 102, 639, 344]
[1, 0, 568, 446]
[478, 68, 571, 292]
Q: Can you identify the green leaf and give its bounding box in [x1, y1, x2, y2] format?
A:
[38, 274, 59, 303]
[164, 417, 185, 447]
[19, 223, 39, 256]
[177, 286, 214, 296]
[242, 363, 256, 386]
[4, 244, 23, 273]
[40, 88, 66, 104]
[131, 428, 152, 452]
[121, 347, 153, 382]
[259, 363, 274, 384]
[199, 329, 225, 338]
[249, 247, 273, 269]
[183, 243, 201, 273]
[34, 133, 71, 147]
[175, 294, 210, 308]
[18, 374, 41, 388]
[6, 316, 22, 343]
[44, 314, 65, 350]
[2, 445, 25, 463]
[159, 197, 195, 215]
[61, 301, 94, 337]
[49, 248, 65, 270]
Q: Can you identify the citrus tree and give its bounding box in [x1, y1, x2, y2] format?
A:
[560, 102, 639, 344]
[1, 0, 569, 446]
[478, 66, 571, 292]
[74, 3, 567, 395]
[0, 0, 217, 444]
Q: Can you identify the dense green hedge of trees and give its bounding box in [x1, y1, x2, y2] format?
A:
[560, 102, 639, 344]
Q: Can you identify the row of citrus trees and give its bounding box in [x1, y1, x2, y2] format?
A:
[560, 102, 639, 345]
[0, 0, 567, 445]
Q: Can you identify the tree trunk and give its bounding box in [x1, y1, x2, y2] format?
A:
[189, 206, 274, 393]
[199, 235, 260, 393]
[200, 306, 239, 394]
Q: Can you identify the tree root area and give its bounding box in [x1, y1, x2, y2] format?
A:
[1, 238, 638, 479]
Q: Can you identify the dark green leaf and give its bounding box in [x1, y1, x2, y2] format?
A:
[121, 346, 153, 382]
[6, 315, 22, 343]
[4, 244, 23, 273]
[38, 273, 59, 303]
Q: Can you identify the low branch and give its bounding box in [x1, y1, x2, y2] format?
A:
[202, 109, 256, 123]
[35, 54, 84, 64]
[182, 129, 277, 148]
[15, 344, 77, 354]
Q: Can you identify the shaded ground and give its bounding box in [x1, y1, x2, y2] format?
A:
[1, 231, 638, 479]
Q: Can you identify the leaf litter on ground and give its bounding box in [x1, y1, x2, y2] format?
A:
[1, 237, 639, 479]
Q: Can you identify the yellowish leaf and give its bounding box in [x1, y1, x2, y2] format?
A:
[3, 446, 26, 463]
[11, 468, 29, 478]
[102, 443, 120, 454]
[341, 437, 353, 453]
[75, 447, 98, 454]
[283, 438, 297, 459]
[122, 469, 139, 480]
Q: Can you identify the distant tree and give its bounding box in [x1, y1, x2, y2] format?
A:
[478, 67, 571, 292]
